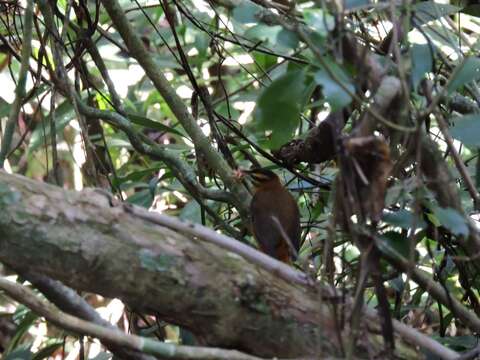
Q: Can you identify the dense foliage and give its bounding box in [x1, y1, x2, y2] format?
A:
[1, 0, 480, 358]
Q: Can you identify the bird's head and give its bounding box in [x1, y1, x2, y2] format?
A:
[237, 168, 280, 188]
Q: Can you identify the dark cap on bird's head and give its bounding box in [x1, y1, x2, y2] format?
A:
[242, 168, 279, 187]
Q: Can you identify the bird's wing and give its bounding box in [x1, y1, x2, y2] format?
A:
[250, 197, 281, 257]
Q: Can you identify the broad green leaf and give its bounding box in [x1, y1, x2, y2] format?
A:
[450, 114, 480, 147]
[413, 2, 460, 26]
[254, 70, 308, 149]
[245, 24, 281, 44]
[0, 96, 10, 118]
[126, 188, 154, 208]
[303, 9, 335, 37]
[382, 209, 427, 230]
[244, 24, 298, 51]
[377, 231, 411, 260]
[253, 53, 278, 70]
[179, 200, 202, 223]
[411, 43, 434, 90]
[232, 2, 261, 24]
[447, 57, 480, 94]
[276, 28, 299, 51]
[313, 62, 354, 110]
[431, 206, 469, 237]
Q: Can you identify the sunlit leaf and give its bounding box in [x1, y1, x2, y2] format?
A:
[254, 69, 309, 149]
[383, 209, 427, 230]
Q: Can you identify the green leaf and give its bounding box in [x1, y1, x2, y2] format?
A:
[254, 70, 308, 149]
[276, 28, 299, 51]
[232, 2, 261, 24]
[245, 24, 281, 44]
[450, 114, 480, 147]
[413, 2, 460, 26]
[447, 57, 480, 94]
[313, 62, 354, 110]
[382, 209, 427, 230]
[4, 309, 37, 356]
[126, 188, 154, 208]
[179, 200, 202, 223]
[127, 113, 186, 138]
[0, 96, 10, 118]
[431, 206, 469, 237]
[411, 43, 434, 90]
[243, 24, 298, 51]
[303, 9, 335, 37]
[377, 231, 411, 260]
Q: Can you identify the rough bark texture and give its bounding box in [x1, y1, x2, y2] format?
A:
[0, 171, 419, 358]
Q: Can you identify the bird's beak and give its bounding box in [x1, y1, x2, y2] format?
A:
[232, 168, 247, 181]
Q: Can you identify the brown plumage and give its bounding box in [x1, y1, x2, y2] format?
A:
[243, 169, 301, 263]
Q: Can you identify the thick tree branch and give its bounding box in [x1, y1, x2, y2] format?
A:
[0, 171, 431, 358]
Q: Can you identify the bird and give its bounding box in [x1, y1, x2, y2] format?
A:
[239, 168, 301, 263]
